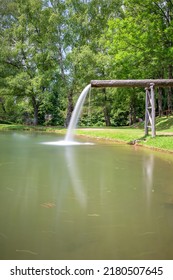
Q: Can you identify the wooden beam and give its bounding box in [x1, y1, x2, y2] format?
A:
[91, 79, 173, 88]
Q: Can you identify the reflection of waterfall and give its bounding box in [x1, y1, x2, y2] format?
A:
[65, 146, 87, 208]
[143, 154, 154, 210]
[65, 84, 91, 142]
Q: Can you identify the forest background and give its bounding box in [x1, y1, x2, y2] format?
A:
[0, 0, 173, 128]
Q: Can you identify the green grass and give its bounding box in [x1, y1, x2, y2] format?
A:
[0, 124, 27, 130]
[0, 124, 66, 134]
[142, 135, 173, 151]
[156, 116, 173, 131]
[76, 127, 144, 142]
[1, 116, 173, 152]
[76, 128, 173, 151]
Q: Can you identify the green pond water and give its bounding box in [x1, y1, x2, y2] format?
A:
[0, 131, 173, 260]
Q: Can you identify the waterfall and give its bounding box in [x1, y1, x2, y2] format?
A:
[41, 84, 92, 146]
[65, 84, 91, 142]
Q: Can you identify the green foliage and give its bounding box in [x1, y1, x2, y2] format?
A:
[0, 0, 173, 127]
[0, 0, 64, 125]
[79, 108, 105, 127]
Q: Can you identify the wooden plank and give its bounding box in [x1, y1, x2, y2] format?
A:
[91, 79, 173, 88]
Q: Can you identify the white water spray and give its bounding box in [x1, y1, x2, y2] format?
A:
[65, 84, 91, 142]
[42, 84, 93, 146]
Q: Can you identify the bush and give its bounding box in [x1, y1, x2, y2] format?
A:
[112, 110, 129, 126]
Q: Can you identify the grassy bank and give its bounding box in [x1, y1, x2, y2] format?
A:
[0, 123, 66, 134]
[77, 128, 173, 152]
[77, 116, 173, 152]
[1, 116, 173, 153]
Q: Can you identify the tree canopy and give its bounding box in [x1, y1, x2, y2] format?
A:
[0, 0, 173, 126]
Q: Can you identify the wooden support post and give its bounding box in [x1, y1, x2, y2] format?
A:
[144, 83, 156, 137]
[150, 83, 156, 137]
[145, 87, 149, 136]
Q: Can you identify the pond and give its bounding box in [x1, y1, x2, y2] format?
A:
[0, 131, 173, 260]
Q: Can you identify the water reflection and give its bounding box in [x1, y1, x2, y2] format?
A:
[1, 132, 173, 260]
[143, 153, 155, 212]
[65, 146, 87, 208]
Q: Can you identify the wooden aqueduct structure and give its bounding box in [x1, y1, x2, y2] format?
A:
[91, 79, 173, 137]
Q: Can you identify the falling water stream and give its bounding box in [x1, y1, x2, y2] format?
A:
[42, 84, 92, 146]
[65, 84, 91, 142]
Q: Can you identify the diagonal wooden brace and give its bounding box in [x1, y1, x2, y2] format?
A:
[145, 83, 155, 137]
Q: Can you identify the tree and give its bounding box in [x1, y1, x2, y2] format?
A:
[63, 0, 123, 126]
[0, 0, 63, 125]
[103, 0, 173, 119]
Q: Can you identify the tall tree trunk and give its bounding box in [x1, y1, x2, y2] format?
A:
[56, 27, 73, 128]
[0, 97, 6, 113]
[102, 88, 111, 126]
[103, 106, 111, 126]
[158, 87, 163, 117]
[132, 108, 136, 124]
[129, 94, 136, 125]
[157, 69, 164, 117]
[65, 89, 74, 127]
[129, 105, 136, 125]
[129, 112, 132, 126]
[32, 96, 39, 125]
[167, 65, 173, 113]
